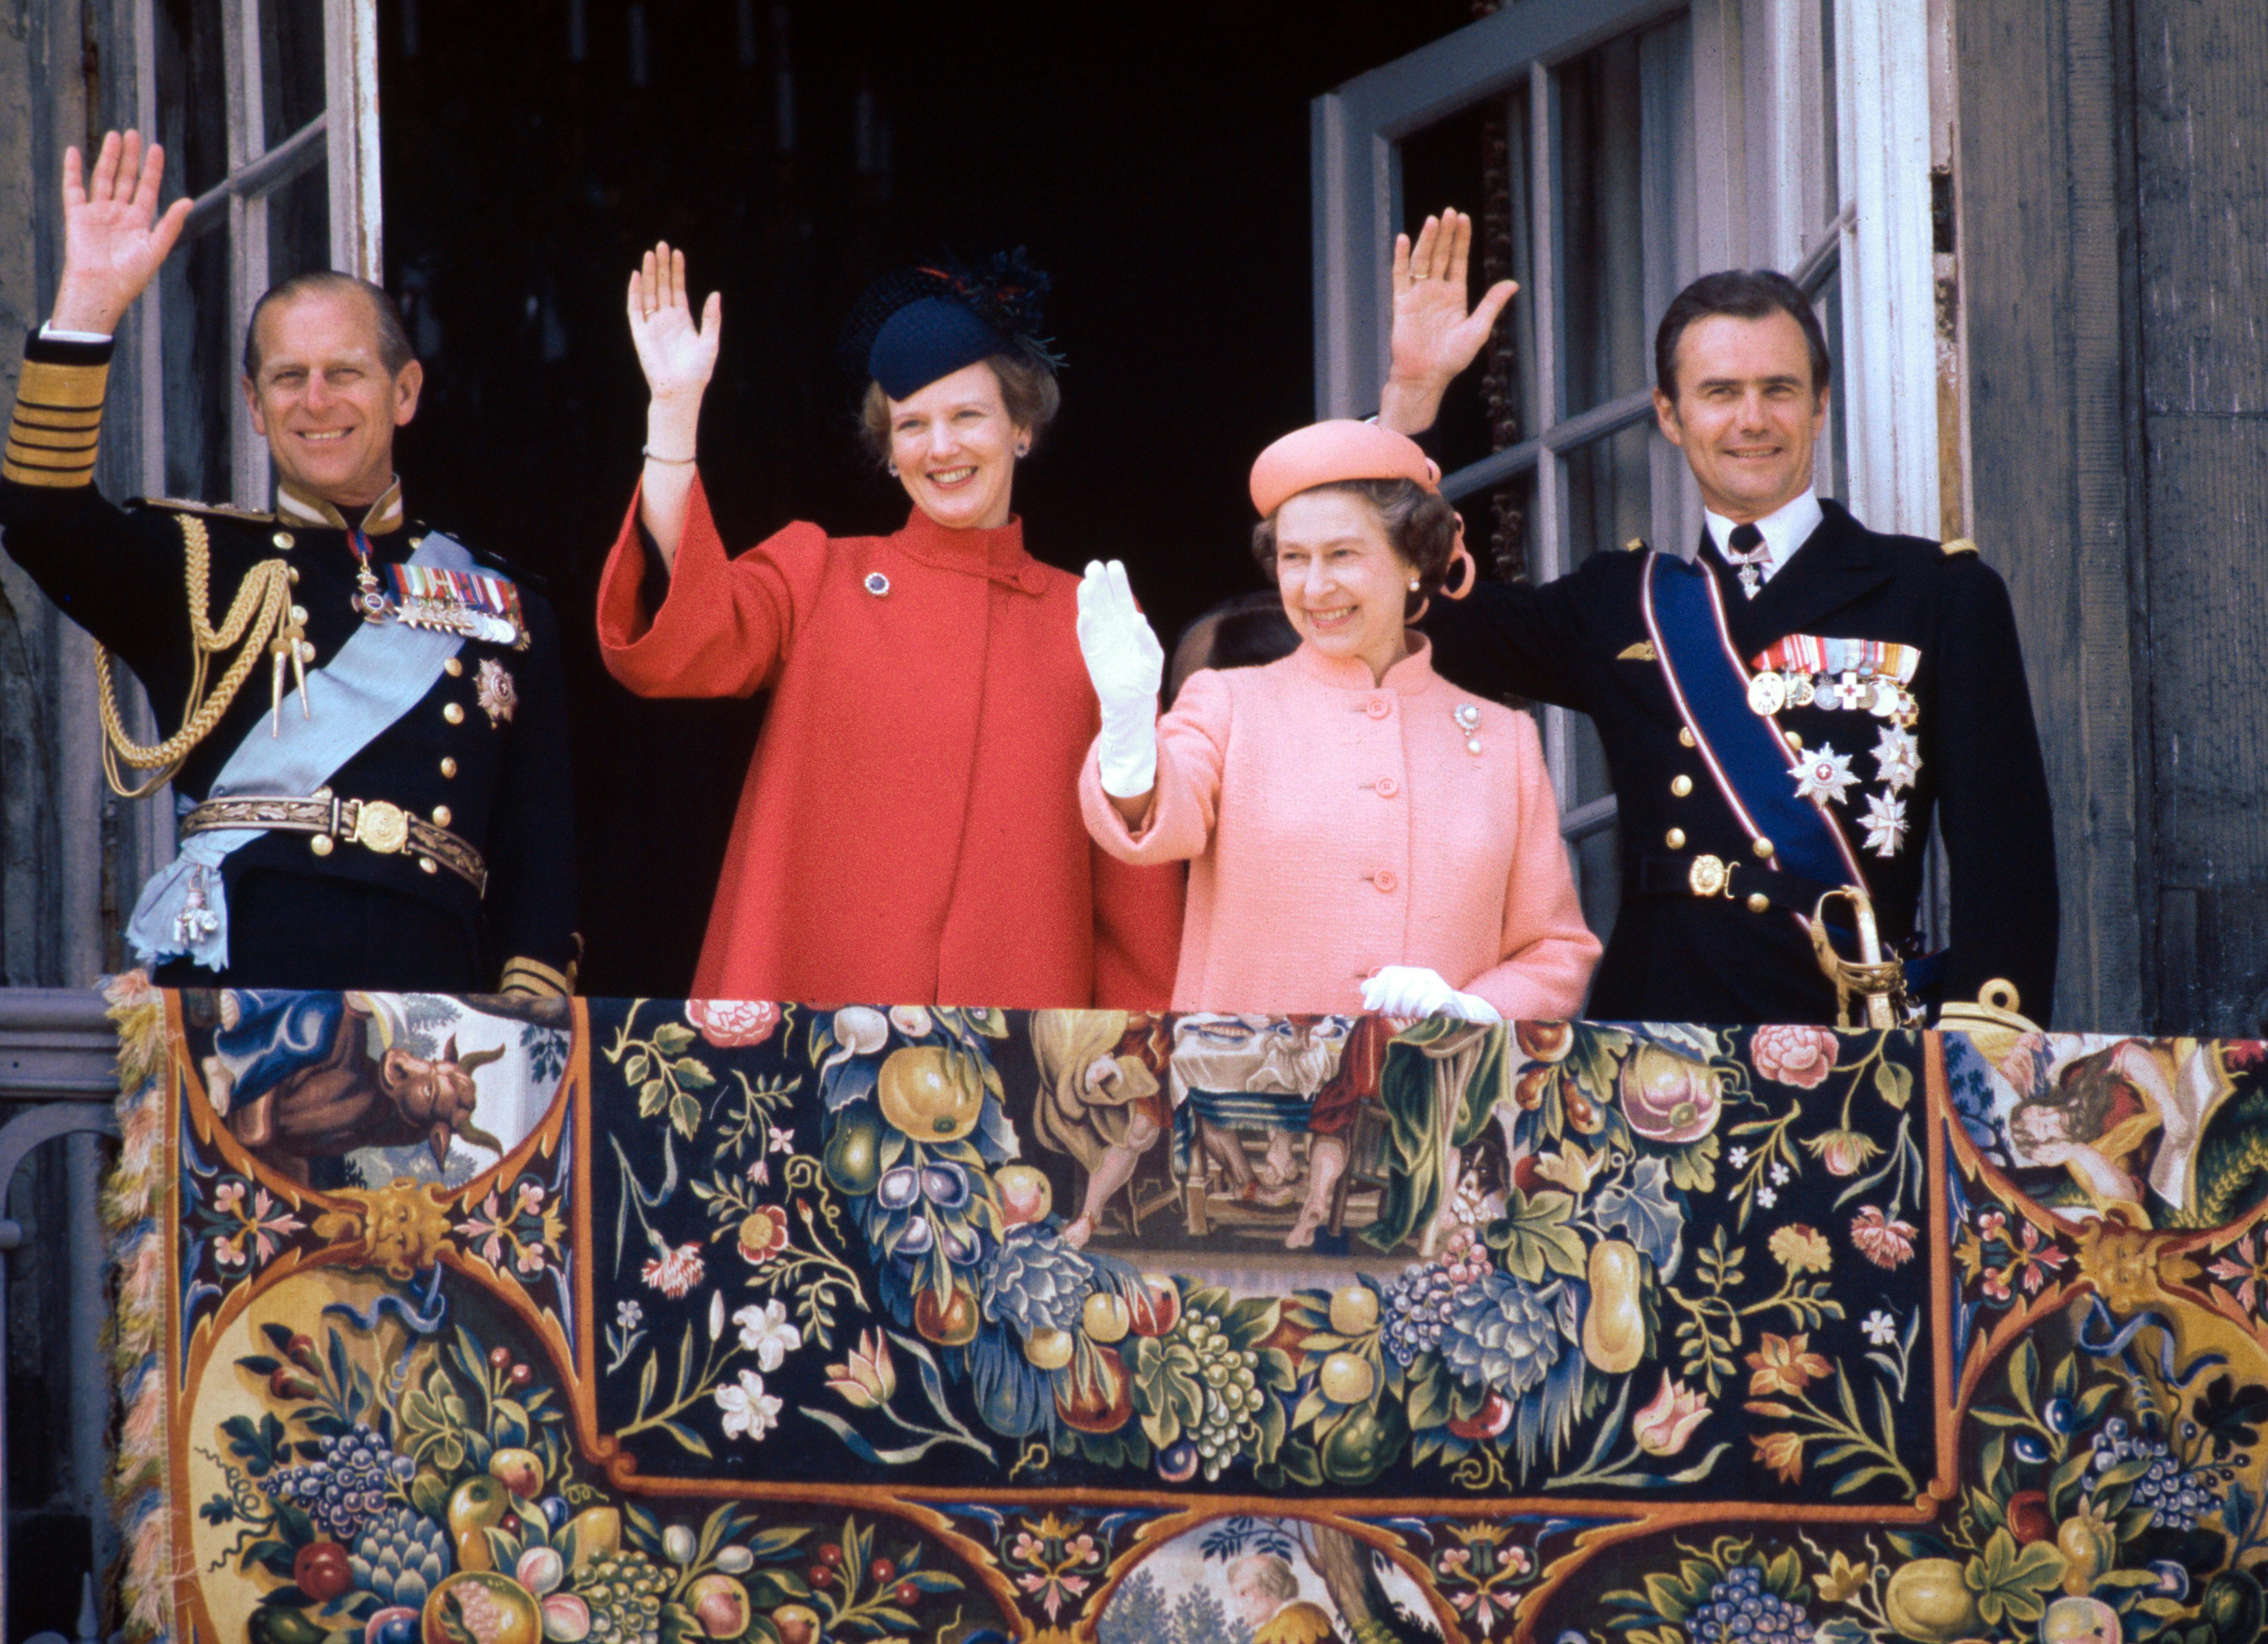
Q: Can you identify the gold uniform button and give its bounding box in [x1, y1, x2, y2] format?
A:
[286, 567, 300, 585]
[443, 702, 465, 725]
[432, 805, 453, 828]
[1747, 891, 1771, 914]
[310, 834, 335, 856]
[440, 757, 458, 778]
[444, 657, 463, 677]
[1678, 727, 1696, 747]
[418, 856, 438, 875]
[271, 530, 295, 549]
[289, 604, 308, 625]
[1752, 836, 1775, 859]
[1785, 729, 1803, 749]
[1665, 828, 1687, 850]
[1671, 775, 1693, 797]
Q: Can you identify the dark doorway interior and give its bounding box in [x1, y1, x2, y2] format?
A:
[379, 0, 1475, 995]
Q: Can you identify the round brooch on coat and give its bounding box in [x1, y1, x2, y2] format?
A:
[864, 572, 891, 597]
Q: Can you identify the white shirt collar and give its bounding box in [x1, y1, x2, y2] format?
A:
[1703, 489, 1825, 585]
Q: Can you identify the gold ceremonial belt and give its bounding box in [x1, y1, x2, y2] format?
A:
[181, 794, 487, 895]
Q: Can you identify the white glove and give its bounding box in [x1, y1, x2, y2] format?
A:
[1075, 559, 1165, 798]
[1361, 965, 1502, 1023]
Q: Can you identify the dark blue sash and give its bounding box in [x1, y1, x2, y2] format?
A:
[1640, 552, 1867, 898]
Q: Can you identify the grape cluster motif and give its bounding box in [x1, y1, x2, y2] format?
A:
[579, 1547, 668, 1644]
[2084, 1417, 2221, 1531]
[1178, 1311, 1266, 1482]
[1380, 1229, 1494, 1367]
[258, 1421, 413, 1539]
[1688, 1565, 1811, 1644]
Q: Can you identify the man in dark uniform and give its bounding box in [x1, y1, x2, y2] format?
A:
[1390, 235, 2055, 1025]
[0, 130, 576, 996]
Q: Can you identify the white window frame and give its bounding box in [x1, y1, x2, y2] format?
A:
[143, 0, 383, 508]
[1312, 0, 1940, 917]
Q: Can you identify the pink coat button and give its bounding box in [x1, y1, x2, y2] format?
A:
[1365, 696, 1392, 719]
[1373, 869, 1399, 892]
[1376, 776, 1400, 797]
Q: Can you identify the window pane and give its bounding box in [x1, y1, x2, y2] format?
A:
[266, 163, 332, 284]
[1812, 267, 1848, 502]
[1398, 99, 1501, 478]
[263, 0, 330, 149]
[159, 228, 234, 502]
[1467, 466, 1538, 595]
[155, 0, 230, 198]
[1557, 13, 1692, 417]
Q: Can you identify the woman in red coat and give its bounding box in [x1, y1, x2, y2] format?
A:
[597, 243, 1182, 1008]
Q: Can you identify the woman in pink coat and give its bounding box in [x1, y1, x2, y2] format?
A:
[1074, 420, 1602, 1239]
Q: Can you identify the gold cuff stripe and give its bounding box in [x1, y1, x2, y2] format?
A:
[15, 358, 111, 410]
[8, 426, 100, 451]
[3, 440, 96, 465]
[1, 455, 95, 486]
[12, 405, 104, 430]
[498, 956, 573, 998]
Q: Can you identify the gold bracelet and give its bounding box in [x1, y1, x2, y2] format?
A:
[641, 445, 696, 464]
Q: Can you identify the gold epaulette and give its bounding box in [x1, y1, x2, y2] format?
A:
[1941, 536, 1980, 557]
[3, 355, 109, 487]
[131, 496, 277, 525]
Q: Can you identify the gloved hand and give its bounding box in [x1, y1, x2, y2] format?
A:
[1361, 965, 1502, 1023]
[1076, 560, 1165, 798]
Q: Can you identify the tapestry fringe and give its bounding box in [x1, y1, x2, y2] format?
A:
[100, 970, 173, 1644]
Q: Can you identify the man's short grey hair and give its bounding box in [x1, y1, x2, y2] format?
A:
[1227, 1554, 1301, 1603]
[242, 271, 417, 380]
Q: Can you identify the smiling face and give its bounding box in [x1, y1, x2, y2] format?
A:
[1271, 487, 1417, 682]
[241, 287, 423, 509]
[885, 360, 1024, 531]
[1653, 309, 1827, 523]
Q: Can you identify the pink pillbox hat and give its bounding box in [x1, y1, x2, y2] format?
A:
[1248, 419, 1444, 517]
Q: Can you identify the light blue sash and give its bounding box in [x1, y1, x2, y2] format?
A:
[126, 532, 478, 970]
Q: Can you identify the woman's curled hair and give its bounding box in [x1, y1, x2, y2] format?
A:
[858, 348, 1061, 469]
[1249, 478, 1463, 606]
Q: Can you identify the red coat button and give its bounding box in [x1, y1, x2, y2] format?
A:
[1365, 696, 1392, 719]
[1018, 566, 1049, 595]
[1373, 869, 1399, 892]
[1376, 776, 1400, 797]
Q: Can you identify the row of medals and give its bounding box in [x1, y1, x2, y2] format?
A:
[354, 573, 522, 646]
[1749, 666, 1917, 728]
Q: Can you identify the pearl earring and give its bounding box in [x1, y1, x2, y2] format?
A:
[1015, 442, 1030, 458]
[886, 461, 899, 477]
[1408, 576, 1422, 592]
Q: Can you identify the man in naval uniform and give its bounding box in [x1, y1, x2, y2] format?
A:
[1388, 237, 2055, 1025]
[0, 130, 576, 995]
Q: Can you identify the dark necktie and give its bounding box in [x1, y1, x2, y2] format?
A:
[1724, 522, 1767, 598]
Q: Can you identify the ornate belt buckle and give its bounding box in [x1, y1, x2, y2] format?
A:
[351, 798, 410, 854]
[1688, 853, 1730, 898]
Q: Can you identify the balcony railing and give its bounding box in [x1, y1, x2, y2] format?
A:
[0, 987, 124, 1644]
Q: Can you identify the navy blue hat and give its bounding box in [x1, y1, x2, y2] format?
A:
[867, 295, 1009, 399]
[837, 249, 1061, 402]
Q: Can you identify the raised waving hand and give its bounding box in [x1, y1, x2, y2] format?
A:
[52, 131, 194, 334]
[628, 241, 722, 568]
[1076, 560, 1165, 809]
[1379, 208, 1519, 436]
[627, 241, 722, 412]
